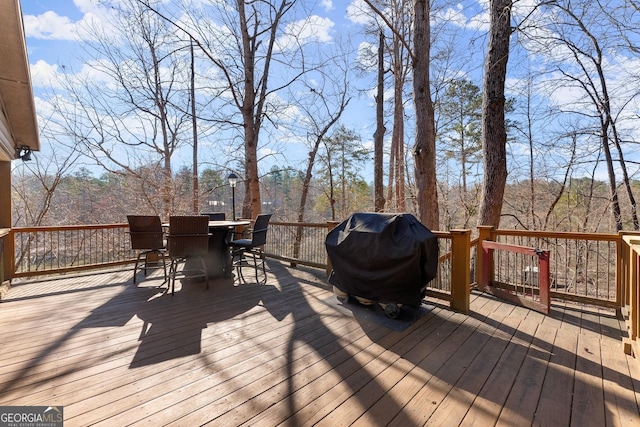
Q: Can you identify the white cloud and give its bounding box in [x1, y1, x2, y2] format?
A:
[73, 0, 106, 14]
[23, 1, 118, 41]
[24, 11, 79, 40]
[275, 15, 334, 51]
[346, 0, 372, 25]
[465, 10, 489, 31]
[30, 58, 117, 92]
[431, 1, 488, 32]
[356, 41, 376, 70]
[30, 60, 62, 88]
[435, 4, 472, 29]
[258, 147, 277, 159]
[321, 0, 334, 12]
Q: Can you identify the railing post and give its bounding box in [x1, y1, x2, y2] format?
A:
[618, 235, 639, 356]
[0, 161, 14, 286]
[617, 231, 626, 313]
[325, 221, 339, 277]
[619, 232, 640, 356]
[450, 229, 471, 313]
[476, 225, 494, 289]
[630, 242, 639, 343]
[618, 231, 640, 310]
[0, 230, 10, 300]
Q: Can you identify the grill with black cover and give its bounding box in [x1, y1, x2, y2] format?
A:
[326, 212, 438, 317]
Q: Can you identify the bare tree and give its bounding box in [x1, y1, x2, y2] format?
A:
[410, 0, 438, 228]
[11, 121, 81, 270]
[11, 150, 79, 227]
[138, 0, 334, 219]
[362, 0, 438, 227]
[190, 38, 199, 214]
[528, 0, 640, 231]
[317, 126, 370, 220]
[289, 58, 351, 258]
[383, 0, 413, 213]
[49, 0, 193, 219]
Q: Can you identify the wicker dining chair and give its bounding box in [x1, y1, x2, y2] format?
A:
[127, 215, 168, 284]
[167, 215, 210, 294]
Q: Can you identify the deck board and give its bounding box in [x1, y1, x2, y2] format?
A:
[1, 261, 639, 426]
[532, 327, 578, 427]
[415, 302, 516, 427]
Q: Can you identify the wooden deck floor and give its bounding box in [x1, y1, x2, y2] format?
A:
[1, 260, 639, 426]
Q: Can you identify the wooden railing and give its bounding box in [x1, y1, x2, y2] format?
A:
[8, 222, 343, 278]
[480, 240, 551, 314]
[11, 224, 134, 277]
[619, 233, 640, 358]
[4, 222, 640, 355]
[477, 226, 639, 357]
[6, 222, 467, 312]
[476, 226, 620, 308]
[265, 221, 335, 269]
[0, 228, 8, 299]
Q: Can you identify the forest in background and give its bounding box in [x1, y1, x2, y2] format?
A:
[11, 0, 640, 234]
[12, 162, 640, 234]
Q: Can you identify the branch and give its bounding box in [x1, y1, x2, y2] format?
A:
[361, 0, 414, 63]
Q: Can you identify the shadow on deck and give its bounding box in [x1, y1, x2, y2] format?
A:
[0, 260, 639, 426]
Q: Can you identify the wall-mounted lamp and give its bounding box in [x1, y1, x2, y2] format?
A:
[227, 173, 239, 220]
[16, 146, 32, 161]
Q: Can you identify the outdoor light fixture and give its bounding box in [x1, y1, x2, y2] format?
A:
[16, 146, 32, 161]
[228, 173, 239, 220]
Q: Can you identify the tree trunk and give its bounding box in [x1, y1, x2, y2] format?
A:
[238, 0, 261, 219]
[412, 0, 438, 229]
[389, 30, 406, 212]
[190, 38, 199, 214]
[374, 31, 386, 212]
[391, 92, 406, 212]
[478, 0, 511, 228]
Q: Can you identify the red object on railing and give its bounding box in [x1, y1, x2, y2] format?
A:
[481, 240, 551, 314]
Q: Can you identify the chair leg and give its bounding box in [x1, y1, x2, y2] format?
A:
[252, 251, 260, 284]
[232, 247, 266, 285]
[234, 248, 266, 285]
[134, 251, 168, 285]
[169, 259, 177, 295]
[256, 249, 266, 285]
[160, 252, 168, 284]
[260, 250, 267, 283]
[235, 250, 244, 284]
[231, 248, 244, 285]
[133, 253, 144, 284]
[166, 256, 210, 294]
[200, 256, 209, 290]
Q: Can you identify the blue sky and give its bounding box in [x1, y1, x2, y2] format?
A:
[21, 0, 640, 188]
[20, 0, 384, 180]
[22, 0, 88, 63]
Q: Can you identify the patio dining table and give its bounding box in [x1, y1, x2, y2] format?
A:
[164, 220, 250, 279]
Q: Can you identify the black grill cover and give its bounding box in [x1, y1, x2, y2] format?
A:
[326, 212, 438, 306]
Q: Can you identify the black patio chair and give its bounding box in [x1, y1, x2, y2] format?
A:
[229, 214, 272, 285]
[127, 215, 168, 285]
